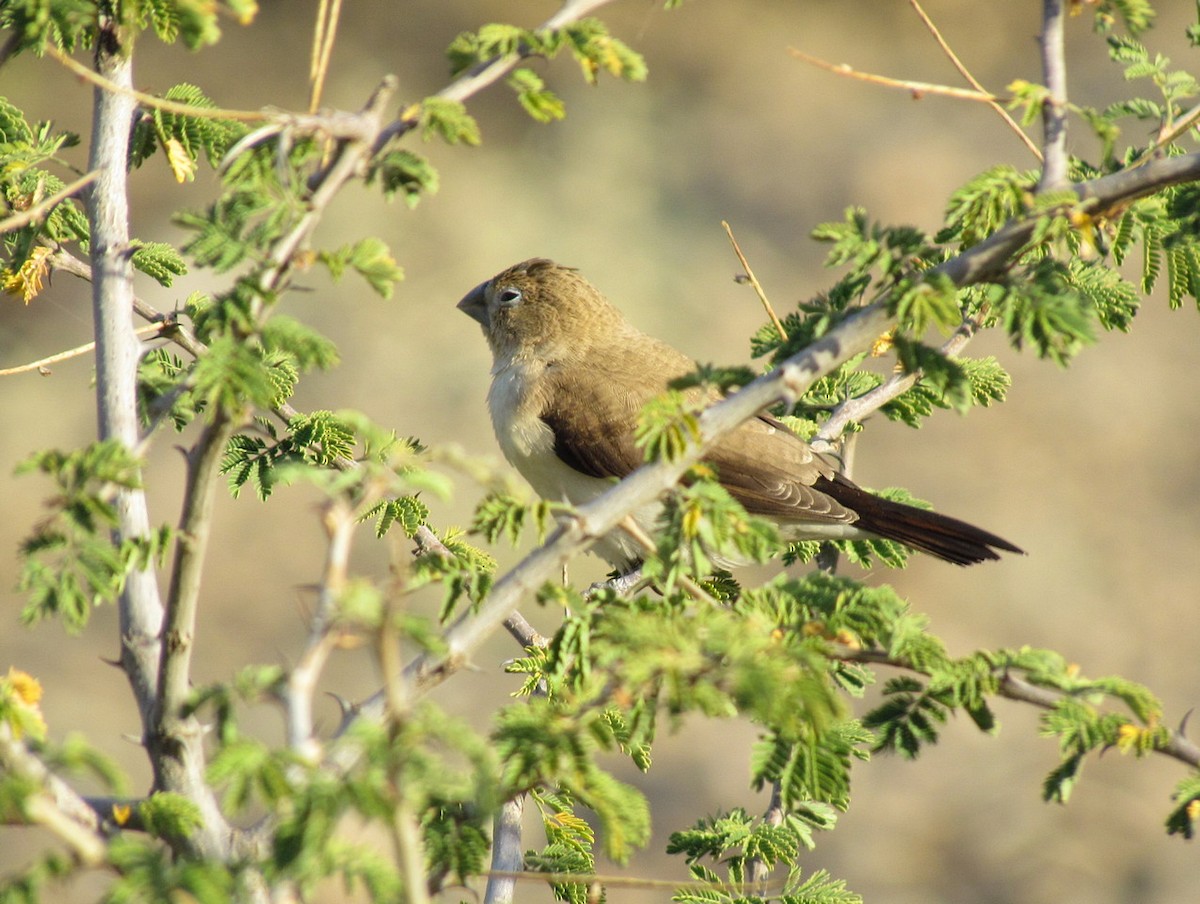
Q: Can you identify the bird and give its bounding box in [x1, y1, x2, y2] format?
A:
[457, 258, 1021, 570]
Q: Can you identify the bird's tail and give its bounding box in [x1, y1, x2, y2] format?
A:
[817, 474, 1023, 566]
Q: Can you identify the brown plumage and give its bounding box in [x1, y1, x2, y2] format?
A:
[458, 258, 1021, 568]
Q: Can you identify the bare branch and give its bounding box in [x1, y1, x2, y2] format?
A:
[86, 16, 233, 859]
[1038, 0, 1069, 191]
[0, 726, 108, 865]
[483, 796, 525, 904]
[0, 323, 162, 377]
[157, 413, 239, 730]
[787, 47, 1000, 103]
[907, 0, 1042, 161]
[722, 220, 787, 340]
[308, 0, 344, 113]
[286, 498, 355, 759]
[87, 8, 166, 745]
[48, 44, 268, 123]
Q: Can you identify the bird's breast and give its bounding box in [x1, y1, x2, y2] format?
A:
[488, 361, 604, 504]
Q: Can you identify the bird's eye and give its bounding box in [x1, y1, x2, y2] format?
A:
[497, 286, 522, 306]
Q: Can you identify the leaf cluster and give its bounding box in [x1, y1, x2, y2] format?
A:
[16, 442, 172, 632]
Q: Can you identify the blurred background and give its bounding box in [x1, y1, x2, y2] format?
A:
[2, 1, 1198, 901]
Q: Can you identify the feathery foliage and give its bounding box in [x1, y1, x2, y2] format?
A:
[1, 2, 1198, 903]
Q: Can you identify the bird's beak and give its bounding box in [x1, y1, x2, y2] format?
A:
[456, 281, 490, 328]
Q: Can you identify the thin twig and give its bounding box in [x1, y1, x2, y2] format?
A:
[907, 0, 1042, 161]
[787, 48, 1000, 103]
[722, 220, 787, 340]
[49, 249, 209, 358]
[47, 44, 268, 122]
[619, 516, 719, 606]
[0, 324, 162, 376]
[285, 498, 355, 760]
[0, 170, 99, 235]
[156, 412, 239, 734]
[1038, 0, 1069, 191]
[1131, 99, 1200, 167]
[309, 0, 343, 113]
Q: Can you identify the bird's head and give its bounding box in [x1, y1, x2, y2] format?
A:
[457, 258, 627, 363]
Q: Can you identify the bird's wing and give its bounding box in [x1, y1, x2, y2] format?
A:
[706, 415, 859, 525]
[537, 361, 649, 481]
[541, 355, 858, 526]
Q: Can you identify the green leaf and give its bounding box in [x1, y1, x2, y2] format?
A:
[366, 148, 439, 207]
[131, 240, 187, 287]
[937, 164, 1035, 247]
[994, 260, 1096, 365]
[16, 441, 151, 632]
[1165, 774, 1200, 838]
[420, 97, 482, 146]
[508, 68, 567, 122]
[634, 390, 702, 463]
[138, 792, 204, 842]
[346, 237, 404, 298]
[365, 495, 430, 539]
[561, 18, 648, 84]
[261, 316, 340, 371]
[891, 273, 961, 336]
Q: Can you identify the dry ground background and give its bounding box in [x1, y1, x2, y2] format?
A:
[1, 1, 1199, 902]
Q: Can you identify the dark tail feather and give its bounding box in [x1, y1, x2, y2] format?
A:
[818, 474, 1023, 566]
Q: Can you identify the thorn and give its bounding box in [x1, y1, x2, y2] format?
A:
[1179, 708, 1194, 737]
[325, 691, 354, 718]
[98, 654, 124, 670]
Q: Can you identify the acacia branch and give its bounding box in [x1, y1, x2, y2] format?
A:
[157, 412, 238, 731]
[0, 323, 163, 376]
[85, 14, 235, 861]
[483, 796, 526, 904]
[340, 151, 1200, 722]
[285, 498, 354, 759]
[87, 13, 164, 728]
[845, 648, 1200, 769]
[1038, 0, 1069, 191]
[812, 313, 982, 452]
[0, 726, 108, 865]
